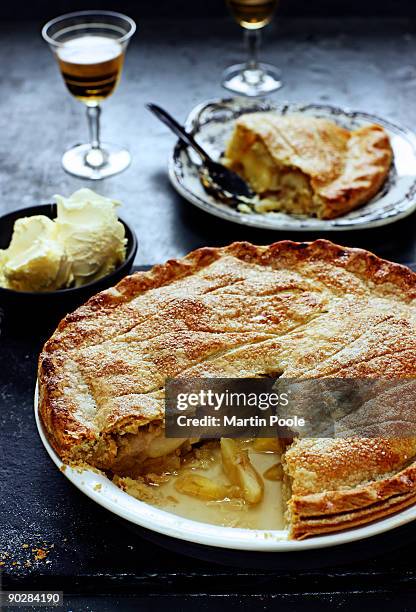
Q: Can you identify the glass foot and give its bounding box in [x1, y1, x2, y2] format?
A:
[62, 142, 131, 179]
[222, 62, 283, 97]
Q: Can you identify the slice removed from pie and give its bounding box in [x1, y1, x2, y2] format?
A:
[38, 240, 416, 538]
[224, 113, 393, 219]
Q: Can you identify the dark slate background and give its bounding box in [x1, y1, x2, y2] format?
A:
[2, 0, 416, 20]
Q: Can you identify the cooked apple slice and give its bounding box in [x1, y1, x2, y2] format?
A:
[253, 438, 282, 453]
[220, 438, 264, 504]
[174, 473, 234, 501]
[263, 463, 284, 481]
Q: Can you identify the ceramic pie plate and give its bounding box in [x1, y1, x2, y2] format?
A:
[34, 384, 416, 552]
[168, 97, 416, 232]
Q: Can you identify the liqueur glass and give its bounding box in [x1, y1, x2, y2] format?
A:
[223, 0, 282, 96]
[42, 10, 136, 179]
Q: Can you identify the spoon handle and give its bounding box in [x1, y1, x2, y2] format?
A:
[146, 103, 211, 164]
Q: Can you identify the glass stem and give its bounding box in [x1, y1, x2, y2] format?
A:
[87, 105, 101, 149]
[85, 104, 107, 169]
[245, 29, 260, 71]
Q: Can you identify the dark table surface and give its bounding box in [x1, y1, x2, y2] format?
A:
[1, 15, 416, 612]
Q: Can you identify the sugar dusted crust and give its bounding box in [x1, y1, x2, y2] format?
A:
[38, 240, 416, 538]
[284, 438, 416, 539]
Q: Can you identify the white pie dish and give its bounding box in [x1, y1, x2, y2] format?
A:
[34, 384, 416, 552]
[168, 97, 416, 232]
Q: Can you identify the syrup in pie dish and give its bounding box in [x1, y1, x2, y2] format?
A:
[38, 240, 416, 539]
[114, 439, 286, 530]
[224, 113, 393, 219]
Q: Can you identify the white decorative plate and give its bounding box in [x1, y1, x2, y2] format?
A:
[168, 97, 416, 231]
[35, 385, 416, 552]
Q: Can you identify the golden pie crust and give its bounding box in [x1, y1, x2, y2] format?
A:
[38, 240, 416, 539]
[224, 113, 393, 219]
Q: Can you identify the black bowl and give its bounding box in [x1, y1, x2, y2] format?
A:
[0, 204, 137, 331]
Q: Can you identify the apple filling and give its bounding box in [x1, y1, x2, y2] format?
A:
[224, 127, 322, 216]
[115, 437, 288, 530]
[85, 413, 291, 530]
[88, 423, 194, 478]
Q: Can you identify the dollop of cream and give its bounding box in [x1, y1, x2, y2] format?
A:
[54, 189, 126, 287]
[0, 189, 127, 292]
[0, 216, 70, 292]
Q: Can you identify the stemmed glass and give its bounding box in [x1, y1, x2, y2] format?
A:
[42, 11, 136, 179]
[223, 0, 282, 97]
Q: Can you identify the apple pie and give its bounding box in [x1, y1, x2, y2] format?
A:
[38, 240, 416, 539]
[224, 113, 393, 219]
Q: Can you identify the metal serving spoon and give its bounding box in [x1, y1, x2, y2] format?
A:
[146, 103, 255, 206]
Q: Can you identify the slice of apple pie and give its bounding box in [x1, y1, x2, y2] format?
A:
[224, 113, 392, 219]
